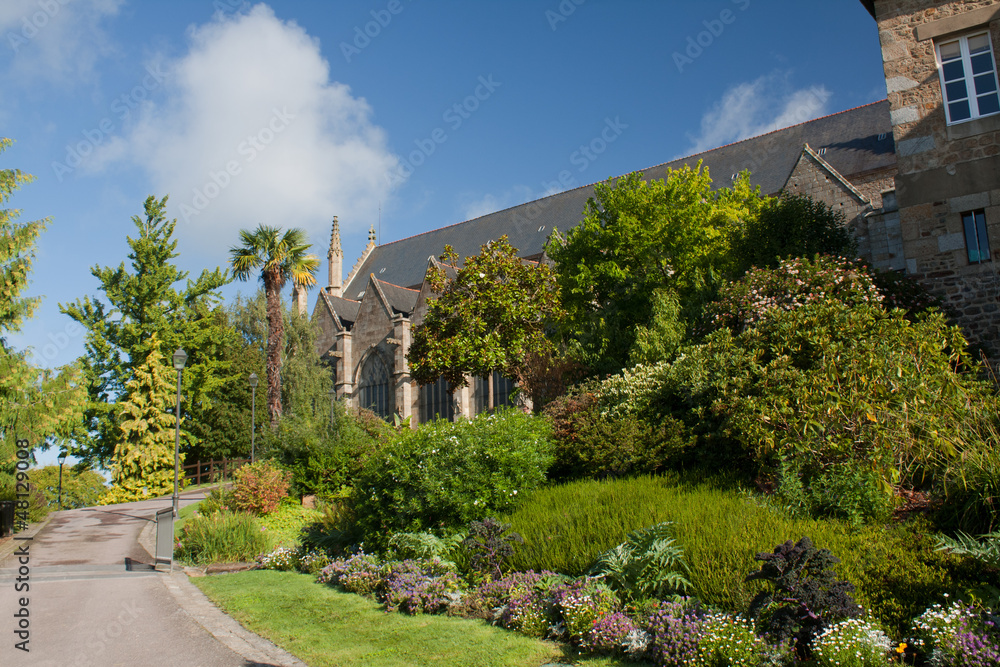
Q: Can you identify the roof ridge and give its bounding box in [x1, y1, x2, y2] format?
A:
[662, 99, 890, 166]
[374, 277, 420, 292]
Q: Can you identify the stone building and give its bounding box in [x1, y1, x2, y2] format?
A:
[861, 0, 1000, 347]
[311, 101, 900, 424]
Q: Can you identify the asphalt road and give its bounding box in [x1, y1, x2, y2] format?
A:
[0, 493, 274, 667]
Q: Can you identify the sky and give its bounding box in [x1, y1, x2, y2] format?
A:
[1, 0, 886, 463]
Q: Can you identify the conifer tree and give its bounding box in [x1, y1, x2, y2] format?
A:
[99, 336, 179, 504]
[61, 195, 232, 467]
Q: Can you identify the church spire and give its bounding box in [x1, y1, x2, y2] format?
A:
[327, 216, 343, 298]
[368, 224, 376, 244]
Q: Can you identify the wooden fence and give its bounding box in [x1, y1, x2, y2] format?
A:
[182, 458, 248, 486]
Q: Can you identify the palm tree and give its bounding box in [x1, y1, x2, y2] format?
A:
[230, 225, 318, 428]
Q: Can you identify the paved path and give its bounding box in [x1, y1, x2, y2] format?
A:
[0, 493, 305, 667]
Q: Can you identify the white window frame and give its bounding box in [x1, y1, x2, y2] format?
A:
[935, 31, 1000, 125]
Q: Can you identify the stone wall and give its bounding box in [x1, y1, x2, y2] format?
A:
[874, 0, 1000, 352]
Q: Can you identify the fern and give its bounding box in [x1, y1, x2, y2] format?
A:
[588, 521, 691, 602]
[936, 531, 1000, 568]
[387, 530, 465, 564]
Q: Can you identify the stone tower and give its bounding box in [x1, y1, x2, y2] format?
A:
[327, 216, 343, 297]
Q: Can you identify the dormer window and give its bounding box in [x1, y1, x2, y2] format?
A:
[937, 32, 1000, 125]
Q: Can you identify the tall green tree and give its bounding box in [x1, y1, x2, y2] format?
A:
[408, 235, 564, 409]
[99, 336, 178, 504]
[229, 225, 319, 428]
[547, 164, 763, 375]
[0, 138, 86, 488]
[60, 195, 231, 467]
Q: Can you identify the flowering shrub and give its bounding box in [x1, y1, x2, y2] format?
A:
[586, 611, 638, 655]
[912, 600, 1000, 667]
[551, 577, 619, 645]
[316, 551, 382, 596]
[710, 256, 882, 334]
[257, 546, 300, 571]
[230, 460, 291, 515]
[351, 408, 553, 547]
[810, 617, 892, 667]
[644, 600, 705, 667]
[297, 549, 331, 575]
[381, 558, 463, 614]
[502, 586, 551, 637]
[694, 612, 769, 666]
[468, 570, 548, 616]
[596, 361, 674, 420]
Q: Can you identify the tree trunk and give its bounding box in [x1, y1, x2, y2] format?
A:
[488, 372, 495, 412]
[264, 271, 284, 428]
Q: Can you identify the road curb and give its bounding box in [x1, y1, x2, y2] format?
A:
[0, 512, 55, 565]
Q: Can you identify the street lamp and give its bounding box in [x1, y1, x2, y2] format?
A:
[248, 373, 258, 463]
[57, 450, 67, 510]
[172, 348, 188, 518]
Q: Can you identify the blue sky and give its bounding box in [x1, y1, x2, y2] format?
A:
[2, 0, 885, 460]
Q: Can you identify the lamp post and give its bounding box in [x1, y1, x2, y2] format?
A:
[172, 348, 188, 518]
[249, 372, 258, 463]
[57, 450, 67, 510]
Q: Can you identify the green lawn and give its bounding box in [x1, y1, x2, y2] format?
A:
[194, 570, 644, 667]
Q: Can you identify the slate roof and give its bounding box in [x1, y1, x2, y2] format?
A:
[325, 294, 360, 324]
[374, 278, 420, 314]
[342, 100, 894, 298]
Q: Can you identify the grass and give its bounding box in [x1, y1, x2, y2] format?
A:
[194, 570, 643, 667]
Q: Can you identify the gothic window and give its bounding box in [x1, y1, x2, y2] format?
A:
[474, 372, 516, 414]
[358, 353, 391, 419]
[937, 32, 1000, 124]
[420, 376, 453, 422]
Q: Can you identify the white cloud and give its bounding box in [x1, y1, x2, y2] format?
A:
[0, 0, 123, 82]
[682, 72, 832, 157]
[89, 3, 399, 254]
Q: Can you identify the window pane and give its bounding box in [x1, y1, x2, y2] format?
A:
[971, 52, 995, 76]
[968, 34, 991, 55]
[965, 212, 982, 263]
[978, 93, 1000, 116]
[940, 40, 962, 60]
[943, 60, 965, 82]
[975, 73, 998, 95]
[946, 79, 968, 101]
[950, 100, 972, 121]
[976, 211, 991, 261]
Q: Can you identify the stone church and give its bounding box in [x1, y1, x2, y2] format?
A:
[309, 0, 1000, 425]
